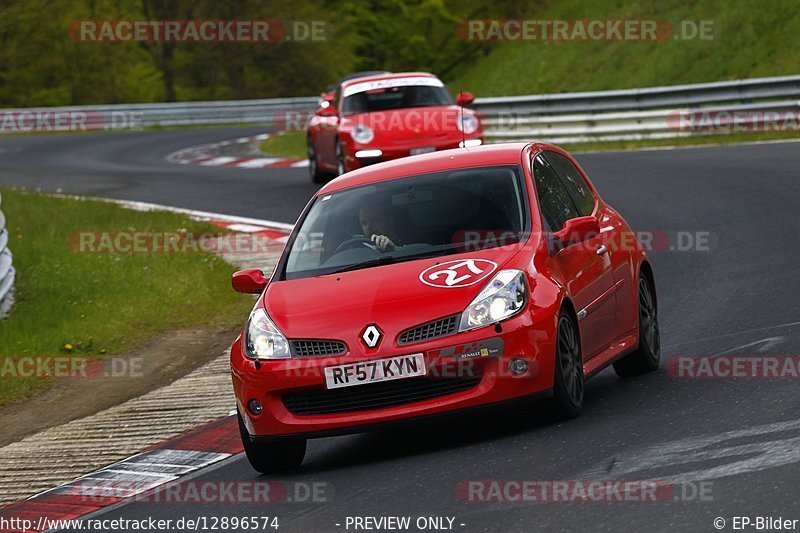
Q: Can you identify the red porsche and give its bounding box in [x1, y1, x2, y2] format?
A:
[306, 71, 483, 183]
[231, 142, 660, 472]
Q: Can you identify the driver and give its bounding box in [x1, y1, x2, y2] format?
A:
[358, 203, 401, 252]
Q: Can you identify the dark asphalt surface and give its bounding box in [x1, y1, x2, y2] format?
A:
[0, 126, 316, 223]
[1, 129, 799, 532]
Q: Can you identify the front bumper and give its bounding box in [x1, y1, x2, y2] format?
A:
[231, 311, 557, 439]
[345, 135, 484, 170]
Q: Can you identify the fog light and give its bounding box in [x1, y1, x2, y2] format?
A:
[459, 139, 483, 148]
[509, 358, 528, 376]
[247, 399, 263, 415]
[355, 149, 382, 158]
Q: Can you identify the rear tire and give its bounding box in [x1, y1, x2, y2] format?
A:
[307, 136, 326, 184]
[238, 412, 306, 473]
[335, 141, 346, 176]
[551, 309, 584, 419]
[613, 275, 660, 377]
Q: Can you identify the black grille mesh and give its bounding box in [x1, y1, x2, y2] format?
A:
[290, 340, 347, 358]
[397, 315, 459, 345]
[282, 374, 482, 415]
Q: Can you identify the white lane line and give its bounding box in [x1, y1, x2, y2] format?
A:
[199, 156, 238, 166]
[235, 157, 282, 168]
[712, 336, 788, 356]
[225, 223, 279, 233]
[584, 417, 800, 484]
[36, 449, 232, 500]
[664, 321, 800, 349]
[52, 195, 296, 232]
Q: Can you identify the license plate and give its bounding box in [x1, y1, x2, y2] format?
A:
[410, 146, 435, 155]
[324, 354, 426, 389]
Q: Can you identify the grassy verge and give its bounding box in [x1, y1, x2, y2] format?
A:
[449, 0, 800, 96]
[259, 131, 306, 159]
[0, 188, 252, 405]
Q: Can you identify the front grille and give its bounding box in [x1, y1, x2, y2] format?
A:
[290, 340, 347, 358]
[398, 315, 459, 345]
[282, 374, 482, 415]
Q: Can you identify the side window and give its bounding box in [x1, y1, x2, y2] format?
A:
[532, 155, 578, 231]
[546, 152, 596, 216]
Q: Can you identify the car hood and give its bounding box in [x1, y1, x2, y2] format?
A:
[342, 105, 475, 143]
[262, 244, 523, 346]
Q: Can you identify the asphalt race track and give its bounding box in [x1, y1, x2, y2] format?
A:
[1, 129, 799, 532]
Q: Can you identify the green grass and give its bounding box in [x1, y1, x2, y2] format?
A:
[260, 131, 307, 159]
[0, 188, 252, 405]
[449, 0, 800, 96]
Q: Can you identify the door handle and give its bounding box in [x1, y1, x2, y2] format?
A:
[596, 245, 608, 256]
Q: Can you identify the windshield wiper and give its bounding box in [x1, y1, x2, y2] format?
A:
[326, 249, 454, 275]
[327, 255, 402, 275]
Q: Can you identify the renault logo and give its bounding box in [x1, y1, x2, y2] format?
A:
[361, 324, 382, 348]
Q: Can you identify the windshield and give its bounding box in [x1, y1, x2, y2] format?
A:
[341, 85, 455, 115]
[282, 165, 527, 280]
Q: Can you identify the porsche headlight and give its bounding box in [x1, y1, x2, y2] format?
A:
[459, 270, 527, 332]
[351, 124, 374, 144]
[246, 308, 290, 360]
[456, 112, 479, 135]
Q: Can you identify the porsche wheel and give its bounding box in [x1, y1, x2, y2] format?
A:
[613, 275, 660, 377]
[551, 309, 584, 419]
[238, 412, 306, 473]
[307, 136, 326, 184]
[335, 141, 346, 176]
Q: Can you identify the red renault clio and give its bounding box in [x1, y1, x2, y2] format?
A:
[230, 142, 660, 472]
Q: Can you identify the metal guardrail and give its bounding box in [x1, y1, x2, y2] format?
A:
[476, 74, 800, 143]
[0, 193, 15, 317]
[1, 74, 798, 143]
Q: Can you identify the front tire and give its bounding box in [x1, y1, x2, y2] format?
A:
[613, 275, 660, 377]
[551, 309, 584, 419]
[335, 140, 346, 176]
[307, 136, 326, 184]
[238, 412, 306, 473]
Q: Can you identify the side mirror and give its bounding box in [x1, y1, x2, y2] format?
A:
[553, 216, 600, 247]
[232, 269, 268, 294]
[455, 91, 475, 106]
[315, 103, 338, 117]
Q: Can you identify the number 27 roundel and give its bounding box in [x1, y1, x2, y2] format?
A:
[419, 259, 498, 288]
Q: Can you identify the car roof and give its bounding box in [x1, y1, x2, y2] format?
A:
[324, 71, 391, 93]
[319, 142, 537, 194]
[338, 71, 439, 92]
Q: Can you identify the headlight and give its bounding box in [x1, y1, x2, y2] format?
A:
[245, 308, 290, 360]
[456, 112, 479, 135]
[351, 124, 374, 144]
[459, 270, 527, 332]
